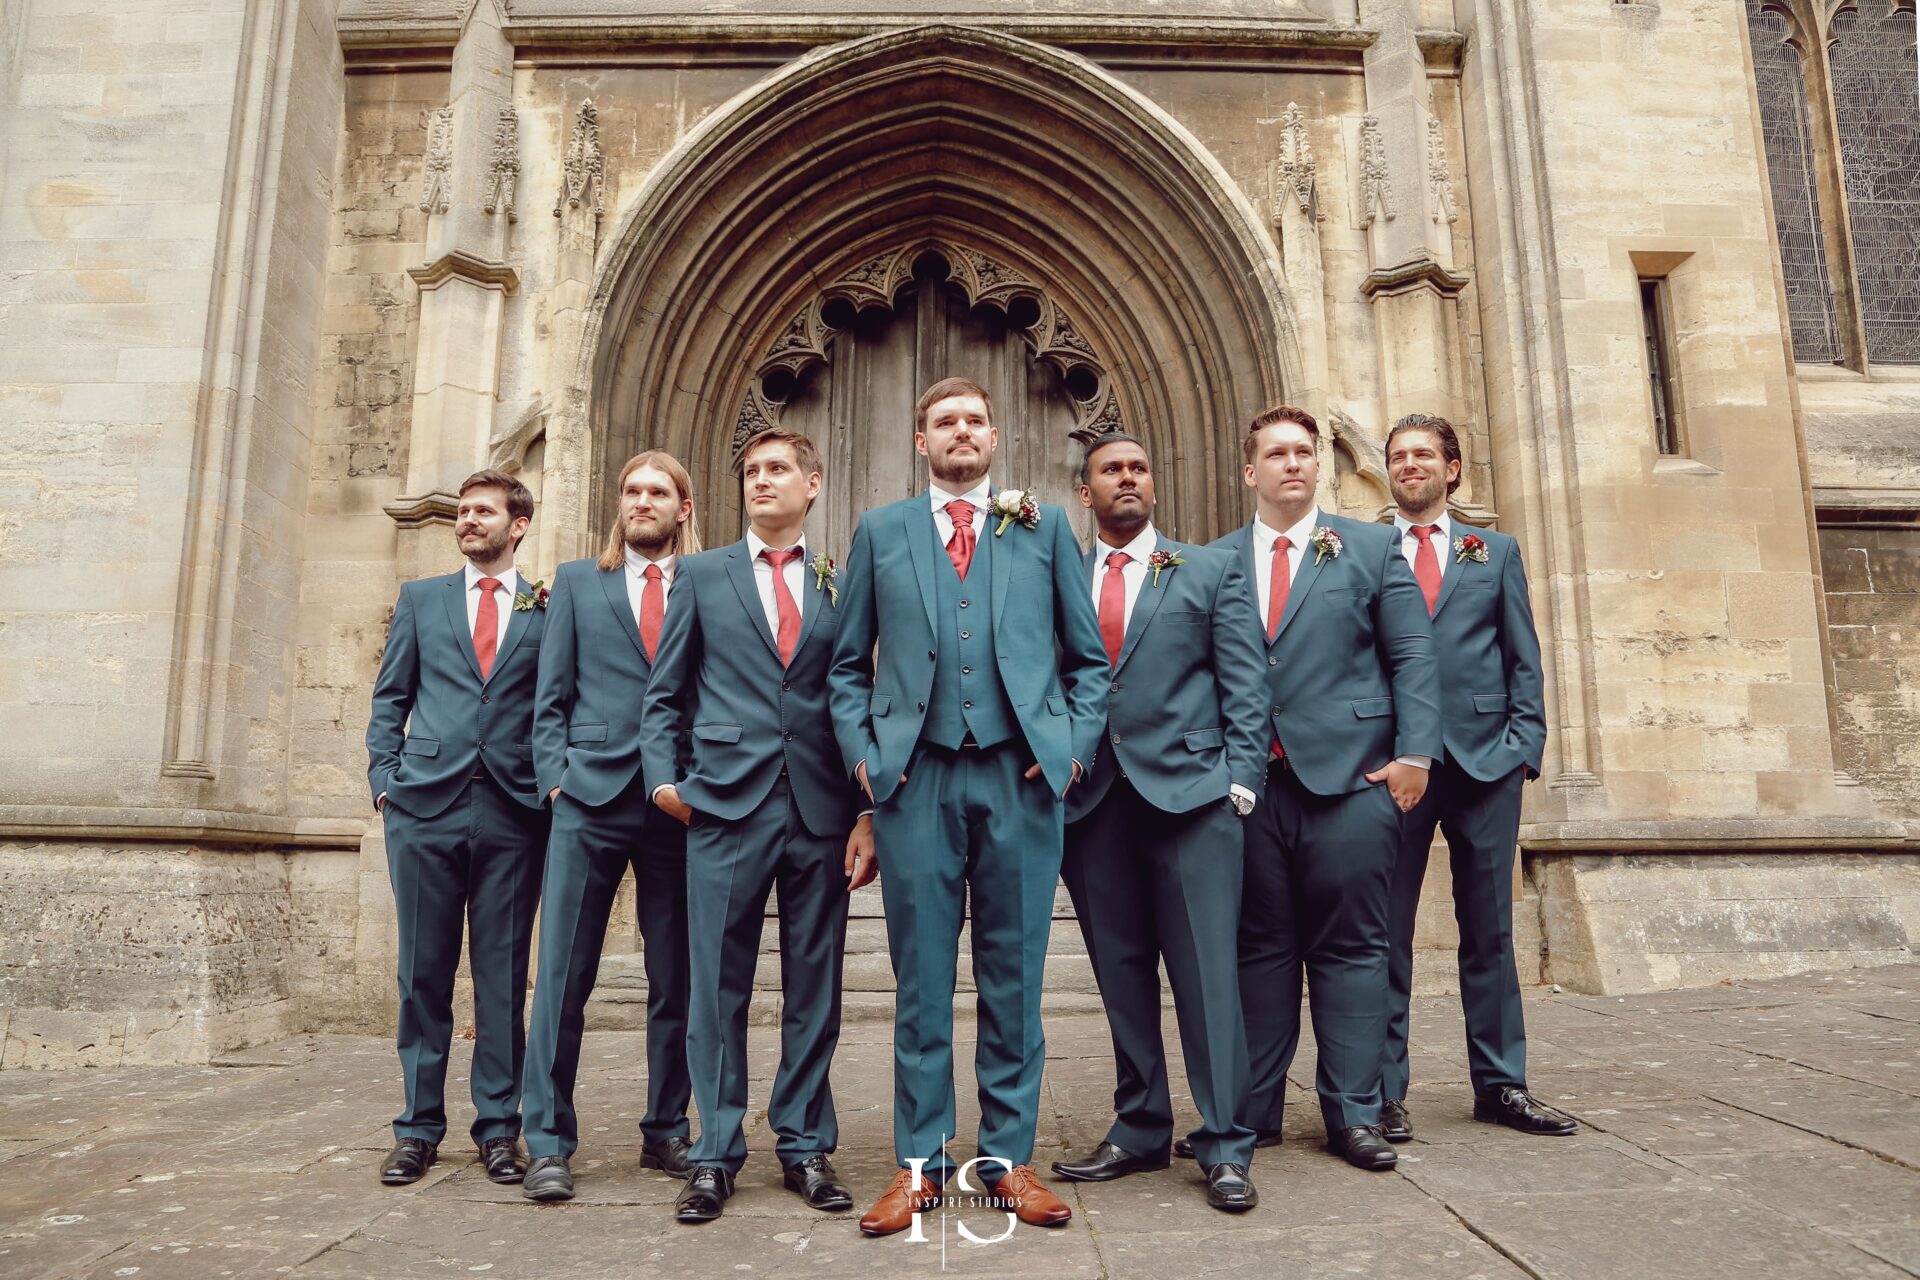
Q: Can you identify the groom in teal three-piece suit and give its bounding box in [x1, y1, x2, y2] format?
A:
[828, 377, 1108, 1235]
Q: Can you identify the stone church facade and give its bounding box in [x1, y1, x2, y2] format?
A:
[2, 0, 1916, 1066]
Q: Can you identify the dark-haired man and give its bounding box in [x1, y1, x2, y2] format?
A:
[1377, 413, 1573, 1142]
[1051, 434, 1267, 1213]
[829, 377, 1108, 1235]
[642, 428, 876, 1224]
[366, 469, 550, 1187]
[1211, 407, 1440, 1172]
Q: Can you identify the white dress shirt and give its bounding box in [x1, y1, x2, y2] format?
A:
[1094, 524, 1256, 812]
[745, 529, 808, 636]
[1394, 510, 1453, 584]
[1250, 509, 1428, 772]
[624, 546, 674, 627]
[929, 477, 993, 542]
[463, 562, 520, 652]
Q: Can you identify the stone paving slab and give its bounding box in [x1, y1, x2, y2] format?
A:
[1, 966, 1916, 1279]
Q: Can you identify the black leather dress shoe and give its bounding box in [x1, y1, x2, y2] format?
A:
[676, 1165, 735, 1223]
[1379, 1099, 1413, 1144]
[784, 1154, 854, 1210]
[1474, 1087, 1578, 1136]
[1174, 1130, 1280, 1161]
[1327, 1125, 1398, 1171]
[642, 1135, 695, 1179]
[478, 1137, 527, 1184]
[1205, 1163, 1258, 1212]
[380, 1138, 437, 1185]
[522, 1155, 574, 1201]
[1051, 1141, 1171, 1182]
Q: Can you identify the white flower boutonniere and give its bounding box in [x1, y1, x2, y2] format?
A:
[1309, 526, 1343, 567]
[988, 489, 1041, 537]
[811, 552, 839, 605]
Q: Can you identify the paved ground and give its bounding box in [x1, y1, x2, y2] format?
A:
[2, 966, 1916, 1279]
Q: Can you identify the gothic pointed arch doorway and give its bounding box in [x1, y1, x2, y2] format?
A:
[562, 23, 1303, 554]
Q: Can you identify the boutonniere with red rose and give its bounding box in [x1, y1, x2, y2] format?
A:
[1453, 533, 1489, 565]
[988, 488, 1041, 537]
[811, 552, 839, 605]
[1147, 548, 1184, 586]
[513, 580, 550, 611]
[1310, 526, 1342, 566]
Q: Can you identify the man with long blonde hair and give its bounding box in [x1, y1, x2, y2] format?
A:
[520, 451, 702, 1201]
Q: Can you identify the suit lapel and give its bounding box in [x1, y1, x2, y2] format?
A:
[724, 542, 782, 662]
[486, 576, 533, 683]
[988, 490, 1013, 639]
[443, 574, 484, 682]
[1270, 517, 1330, 647]
[794, 547, 826, 655]
[597, 565, 649, 664]
[1113, 539, 1173, 674]
[904, 500, 942, 639]
[1432, 530, 1470, 617]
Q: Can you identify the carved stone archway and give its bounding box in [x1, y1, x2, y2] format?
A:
[556, 23, 1304, 546]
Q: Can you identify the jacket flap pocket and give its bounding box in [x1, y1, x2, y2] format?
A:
[401, 737, 439, 757]
[1183, 727, 1225, 751]
[1473, 693, 1509, 713]
[1045, 694, 1067, 716]
[693, 722, 743, 744]
[1351, 697, 1394, 719]
[869, 694, 891, 717]
[567, 722, 608, 745]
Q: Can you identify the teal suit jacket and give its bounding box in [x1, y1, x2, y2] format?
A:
[1211, 513, 1442, 797]
[640, 540, 864, 838]
[1424, 526, 1546, 782]
[1066, 538, 1268, 823]
[367, 570, 545, 816]
[828, 494, 1109, 802]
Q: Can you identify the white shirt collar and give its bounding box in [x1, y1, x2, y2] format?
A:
[746, 529, 807, 563]
[929, 477, 992, 513]
[1393, 510, 1452, 540]
[1254, 508, 1321, 553]
[1097, 523, 1158, 564]
[624, 545, 674, 579]
[464, 562, 518, 593]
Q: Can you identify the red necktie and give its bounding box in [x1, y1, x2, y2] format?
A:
[945, 499, 976, 580]
[639, 563, 665, 661]
[1410, 524, 1442, 615]
[473, 577, 501, 680]
[1264, 541, 1291, 759]
[1097, 551, 1131, 667]
[761, 547, 802, 666]
[1265, 536, 1293, 641]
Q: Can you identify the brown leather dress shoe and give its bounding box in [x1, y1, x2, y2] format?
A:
[859, 1167, 942, 1237]
[988, 1164, 1072, 1228]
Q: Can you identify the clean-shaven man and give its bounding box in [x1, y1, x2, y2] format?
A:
[1050, 434, 1267, 1213]
[1377, 413, 1574, 1143]
[829, 377, 1109, 1236]
[642, 428, 878, 1224]
[366, 469, 549, 1188]
[1211, 405, 1441, 1172]
[519, 452, 702, 1201]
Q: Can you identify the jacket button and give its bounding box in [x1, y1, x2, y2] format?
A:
[1111, 732, 1121, 743]
[958, 599, 969, 608]
[1109, 683, 1119, 693]
[781, 682, 791, 693]
[476, 740, 486, 750]
[1268, 656, 1278, 666]
[961, 666, 973, 675]
[784, 732, 795, 742]
[481, 694, 491, 704]
[963, 700, 973, 709]
[917, 702, 926, 711]
[1273, 707, 1282, 715]
[928, 650, 936, 660]
[960, 630, 971, 640]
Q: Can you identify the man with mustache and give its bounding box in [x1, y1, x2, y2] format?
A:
[829, 377, 1109, 1235]
[366, 469, 549, 1188]
[1377, 413, 1573, 1143]
[519, 452, 703, 1201]
[1051, 434, 1267, 1212]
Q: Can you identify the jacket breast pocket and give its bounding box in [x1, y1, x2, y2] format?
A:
[693, 722, 743, 743]
[1182, 727, 1225, 751]
[1163, 611, 1206, 624]
[1045, 694, 1067, 716]
[869, 694, 891, 717]
[1351, 697, 1394, 719]
[401, 737, 439, 757]
[1473, 694, 1509, 714]
[567, 722, 608, 745]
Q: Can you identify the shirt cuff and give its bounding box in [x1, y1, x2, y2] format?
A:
[1393, 755, 1432, 770]
[856, 808, 874, 820]
[1228, 783, 1256, 804]
[651, 783, 675, 802]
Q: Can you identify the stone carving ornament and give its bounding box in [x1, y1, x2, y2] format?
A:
[484, 105, 519, 220]
[1427, 114, 1459, 226]
[1271, 102, 1321, 220]
[554, 99, 606, 228]
[1358, 113, 1396, 227]
[736, 239, 1126, 455]
[419, 107, 453, 214]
